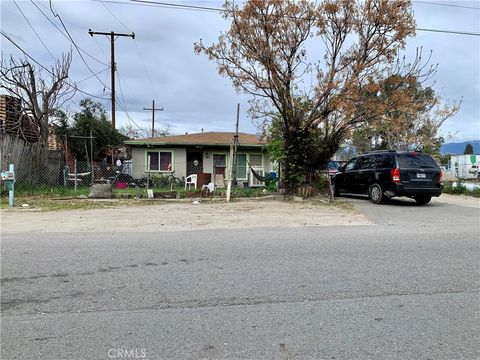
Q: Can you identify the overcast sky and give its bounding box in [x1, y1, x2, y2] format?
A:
[1, 0, 479, 142]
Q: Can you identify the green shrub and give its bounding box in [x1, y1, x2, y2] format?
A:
[234, 187, 263, 198]
[442, 182, 480, 197]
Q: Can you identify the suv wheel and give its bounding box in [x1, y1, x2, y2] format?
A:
[332, 181, 340, 197]
[369, 183, 385, 204]
[414, 195, 431, 205]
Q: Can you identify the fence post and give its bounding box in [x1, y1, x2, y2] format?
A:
[74, 159, 77, 194]
[29, 155, 33, 195]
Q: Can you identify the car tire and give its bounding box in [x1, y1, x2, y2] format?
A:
[414, 195, 431, 205]
[332, 181, 340, 197]
[369, 183, 385, 204]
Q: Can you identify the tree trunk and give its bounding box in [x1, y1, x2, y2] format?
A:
[282, 128, 342, 195]
[282, 128, 310, 194]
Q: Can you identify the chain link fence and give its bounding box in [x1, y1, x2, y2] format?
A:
[5, 157, 236, 198]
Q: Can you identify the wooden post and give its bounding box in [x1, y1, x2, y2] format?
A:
[226, 142, 234, 202]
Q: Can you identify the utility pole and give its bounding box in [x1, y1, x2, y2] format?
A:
[143, 100, 163, 138]
[226, 104, 240, 202]
[88, 29, 135, 130]
[231, 103, 240, 195]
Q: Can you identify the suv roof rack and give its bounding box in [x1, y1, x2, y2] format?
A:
[363, 150, 395, 154]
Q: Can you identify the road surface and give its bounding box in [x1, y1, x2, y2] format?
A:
[1, 197, 479, 359]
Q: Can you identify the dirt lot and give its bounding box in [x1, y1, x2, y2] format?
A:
[2, 194, 476, 234]
[0, 199, 371, 233]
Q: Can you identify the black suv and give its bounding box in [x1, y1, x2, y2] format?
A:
[332, 151, 443, 205]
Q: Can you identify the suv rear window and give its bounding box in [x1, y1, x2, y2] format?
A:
[396, 153, 439, 169]
[375, 154, 395, 168]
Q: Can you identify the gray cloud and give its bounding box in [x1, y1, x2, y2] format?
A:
[2, 0, 479, 141]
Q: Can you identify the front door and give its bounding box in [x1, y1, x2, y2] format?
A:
[187, 151, 203, 176]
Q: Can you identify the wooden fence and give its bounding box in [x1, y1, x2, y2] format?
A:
[0, 133, 64, 185]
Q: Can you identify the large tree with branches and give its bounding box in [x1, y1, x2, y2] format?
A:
[352, 51, 460, 154]
[195, 0, 418, 192]
[0, 52, 75, 146]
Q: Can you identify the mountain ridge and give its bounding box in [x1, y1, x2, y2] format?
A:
[440, 140, 480, 154]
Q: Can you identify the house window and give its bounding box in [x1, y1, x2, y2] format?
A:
[236, 154, 247, 179]
[213, 154, 226, 167]
[147, 151, 172, 172]
[249, 154, 262, 167]
[147, 152, 159, 171]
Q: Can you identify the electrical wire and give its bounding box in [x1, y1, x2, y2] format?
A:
[115, 69, 143, 130]
[48, 0, 111, 90]
[99, 0, 222, 12]
[412, 1, 480, 10]
[98, 0, 160, 101]
[100, 0, 480, 37]
[31, 0, 110, 67]
[416, 28, 480, 37]
[13, 0, 57, 62]
[77, 67, 110, 84]
[1, 31, 110, 101]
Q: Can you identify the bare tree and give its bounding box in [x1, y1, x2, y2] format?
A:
[0, 52, 75, 145]
[118, 123, 173, 139]
[195, 0, 416, 192]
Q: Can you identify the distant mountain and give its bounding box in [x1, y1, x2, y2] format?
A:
[440, 140, 480, 154]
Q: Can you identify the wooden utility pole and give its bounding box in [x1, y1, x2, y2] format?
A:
[143, 100, 163, 138]
[227, 103, 240, 201]
[232, 103, 240, 194]
[88, 29, 135, 130]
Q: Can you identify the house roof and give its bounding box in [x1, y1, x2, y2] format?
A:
[125, 132, 266, 147]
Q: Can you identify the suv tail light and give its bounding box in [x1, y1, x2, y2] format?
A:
[391, 168, 401, 183]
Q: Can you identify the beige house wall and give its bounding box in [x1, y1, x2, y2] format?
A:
[131, 147, 187, 179]
[131, 146, 275, 182]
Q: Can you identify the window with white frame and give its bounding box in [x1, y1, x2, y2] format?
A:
[146, 151, 172, 172]
[213, 154, 227, 167]
[249, 154, 263, 167]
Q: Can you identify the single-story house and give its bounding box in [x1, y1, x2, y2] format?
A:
[124, 132, 275, 187]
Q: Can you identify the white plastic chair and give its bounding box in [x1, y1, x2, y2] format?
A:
[185, 174, 197, 190]
[202, 182, 215, 193]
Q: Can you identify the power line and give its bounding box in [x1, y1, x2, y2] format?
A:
[77, 67, 110, 84]
[99, 0, 222, 12]
[412, 1, 480, 10]
[31, 0, 110, 67]
[1, 31, 110, 101]
[98, 0, 480, 37]
[1, 31, 52, 73]
[88, 29, 135, 129]
[115, 68, 143, 130]
[98, 0, 160, 101]
[74, 87, 110, 100]
[416, 28, 480, 37]
[13, 0, 57, 62]
[48, 0, 111, 90]
[99, 0, 130, 30]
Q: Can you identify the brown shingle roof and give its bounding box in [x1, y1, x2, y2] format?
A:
[125, 132, 266, 147]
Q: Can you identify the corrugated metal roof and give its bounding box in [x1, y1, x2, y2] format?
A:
[125, 132, 266, 147]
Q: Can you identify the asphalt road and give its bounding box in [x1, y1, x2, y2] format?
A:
[1, 197, 479, 360]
